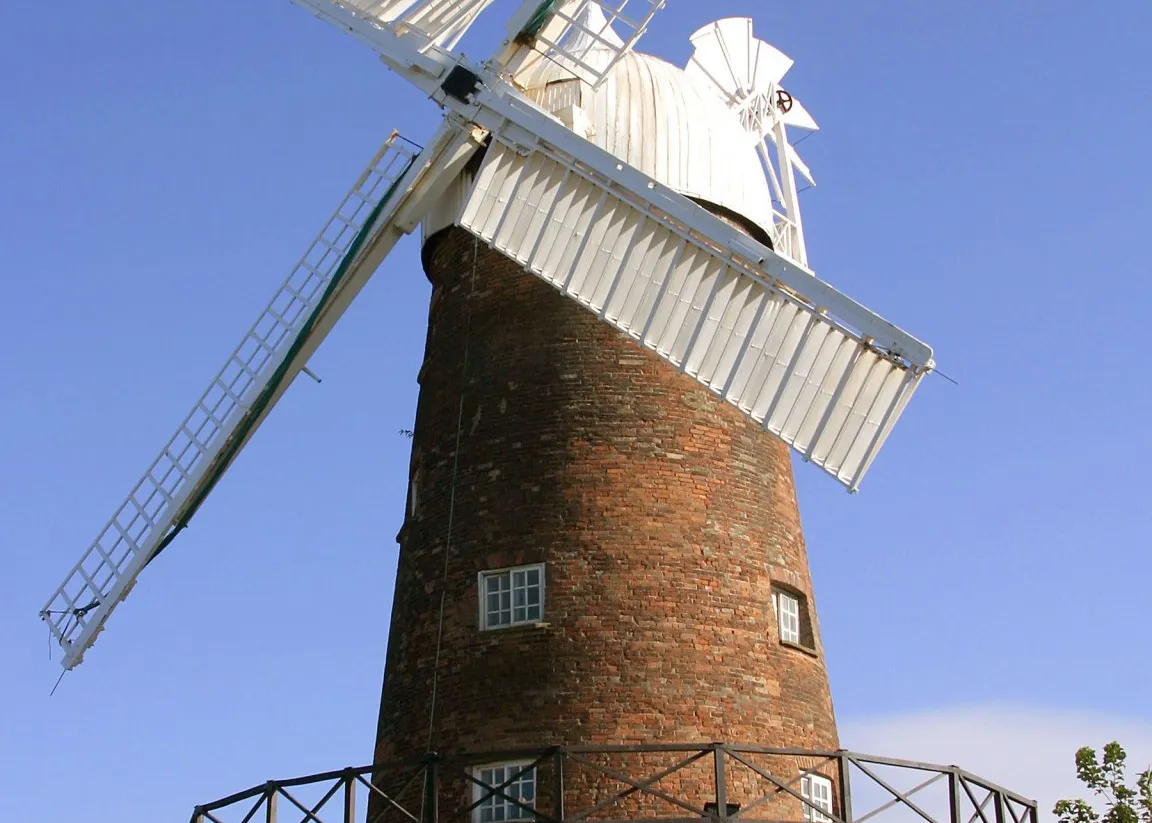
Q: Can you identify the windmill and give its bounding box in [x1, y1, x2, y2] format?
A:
[40, 0, 934, 678]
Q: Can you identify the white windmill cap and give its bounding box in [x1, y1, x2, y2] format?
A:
[422, 10, 777, 247]
[515, 9, 776, 243]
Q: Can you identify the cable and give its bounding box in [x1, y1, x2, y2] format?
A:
[425, 234, 480, 752]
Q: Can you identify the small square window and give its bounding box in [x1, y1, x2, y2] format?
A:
[801, 774, 833, 823]
[773, 589, 802, 645]
[473, 762, 536, 823]
[480, 564, 544, 630]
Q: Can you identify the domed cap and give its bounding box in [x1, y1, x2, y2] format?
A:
[511, 9, 776, 243]
[421, 9, 776, 246]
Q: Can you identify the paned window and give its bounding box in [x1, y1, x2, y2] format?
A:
[480, 564, 544, 630]
[774, 589, 802, 645]
[801, 774, 833, 823]
[473, 762, 536, 823]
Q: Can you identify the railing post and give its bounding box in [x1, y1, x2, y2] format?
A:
[553, 749, 566, 823]
[266, 783, 279, 823]
[713, 744, 728, 822]
[948, 771, 961, 823]
[837, 753, 853, 823]
[344, 770, 357, 823]
[423, 757, 440, 823]
[994, 788, 1005, 823]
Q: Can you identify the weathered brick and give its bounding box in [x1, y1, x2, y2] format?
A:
[373, 226, 840, 821]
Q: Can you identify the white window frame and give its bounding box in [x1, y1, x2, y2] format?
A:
[801, 774, 833, 823]
[472, 761, 537, 823]
[773, 589, 802, 645]
[479, 563, 545, 631]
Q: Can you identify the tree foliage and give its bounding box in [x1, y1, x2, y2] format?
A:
[1054, 742, 1152, 823]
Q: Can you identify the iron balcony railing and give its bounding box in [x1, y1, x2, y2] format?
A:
[190, 744, 1038, 823]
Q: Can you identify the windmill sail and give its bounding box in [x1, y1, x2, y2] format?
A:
[294, 0, 498, 49]
[41, 127, 483, 670]
[458, 138, 932, 491]
[500, 0, 665, 89]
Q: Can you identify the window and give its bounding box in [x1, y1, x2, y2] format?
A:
[409, 469, 421, 518]
[773, 589, 802, 645]
[473, 762, 536, 823]
[801, 775, 833, 823]
[480, 564, 544, 630]
[771, 585, 816, 651]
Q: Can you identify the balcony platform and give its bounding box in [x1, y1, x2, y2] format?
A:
[190, 744, 1038, 823]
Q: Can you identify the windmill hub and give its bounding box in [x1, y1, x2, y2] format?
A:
[440, 65, 483, 103]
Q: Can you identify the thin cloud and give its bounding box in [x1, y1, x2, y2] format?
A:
[841, 705, 1152, 821]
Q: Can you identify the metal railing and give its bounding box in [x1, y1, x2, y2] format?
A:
[190, 744, 1038, 823]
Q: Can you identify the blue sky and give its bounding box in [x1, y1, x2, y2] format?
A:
[2, 1, 1150, 820]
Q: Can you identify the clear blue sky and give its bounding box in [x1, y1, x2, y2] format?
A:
[2, 1, 1150, 820]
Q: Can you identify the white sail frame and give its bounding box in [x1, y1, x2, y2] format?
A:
[42, 124, 484, 670]
[459, 138, 929, 490]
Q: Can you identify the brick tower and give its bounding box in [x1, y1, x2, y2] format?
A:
[373, 40, 840, 823]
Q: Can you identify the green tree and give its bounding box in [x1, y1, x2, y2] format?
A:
[1054, 742, 1152, 823]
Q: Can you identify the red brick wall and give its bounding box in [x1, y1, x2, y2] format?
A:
[372, 225, 839, 818]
